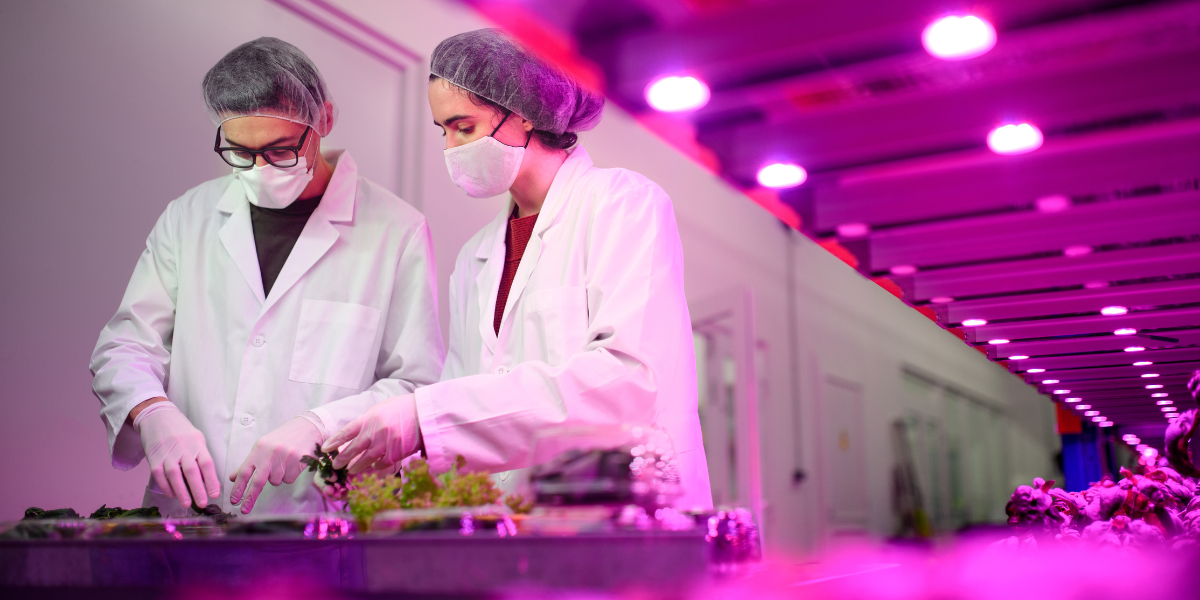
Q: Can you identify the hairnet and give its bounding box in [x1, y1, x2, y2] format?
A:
[431, 29, 603, 136]
[203, 37, 338, 136]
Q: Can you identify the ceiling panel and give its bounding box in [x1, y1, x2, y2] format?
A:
[941, 280, 1200, 323]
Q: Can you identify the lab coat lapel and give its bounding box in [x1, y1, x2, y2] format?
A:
[474, 202, 510, 354]
[216, 181, 266, 305]
[262, 150, 357, 314]
[496, 147, 593, 331]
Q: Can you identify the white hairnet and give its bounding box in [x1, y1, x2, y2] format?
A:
[431, 29, 603, 136]
[203, 37, 338, 136]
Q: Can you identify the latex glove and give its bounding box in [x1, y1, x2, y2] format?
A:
[229, 416, 325, 514]
[322, 394, 419, 475]
[135, 402, 221, 509]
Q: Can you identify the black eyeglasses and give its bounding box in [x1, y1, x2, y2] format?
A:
[214, 126, 311, 169]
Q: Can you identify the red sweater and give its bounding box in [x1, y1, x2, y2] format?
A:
[494, 209, 538, 334]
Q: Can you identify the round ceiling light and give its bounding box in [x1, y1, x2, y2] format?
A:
[645, 75, 710, 112]
[1100, 306, 1129, 316]
[756, 163, 807, 189]
[962, 318, 988, 327]
[987, 123, 1043, 155]
[922, 15, 997, 60]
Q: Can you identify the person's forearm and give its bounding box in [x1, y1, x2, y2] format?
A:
[127, 396, 169, 424]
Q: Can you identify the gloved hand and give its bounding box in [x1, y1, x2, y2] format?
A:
[135, 401, 221, 509]
[229, 415, 326, 514]
[322, 394, 420, 475]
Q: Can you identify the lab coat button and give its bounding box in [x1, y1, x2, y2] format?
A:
[493, 366, 508, 375]
[251, 336, 266, 347]
[239, 415, 254, 426]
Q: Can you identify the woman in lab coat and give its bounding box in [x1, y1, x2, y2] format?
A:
[325, 29, 712, 509]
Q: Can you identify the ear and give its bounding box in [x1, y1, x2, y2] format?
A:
[321, 101, 335, 133]
[522, 119, 534, 132]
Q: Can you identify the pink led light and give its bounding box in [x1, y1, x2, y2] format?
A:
[922, 15, 997, 60]
[988, 123, 1043, 154]
[836, 222, 870, 238]
[1074, 404, 1091, 410]
[1100, 306, 1128, 316]
[1027, 368, 1045, 373]
[1133, 361, 1153, 366]
[930, 296, 955, 304]
[757, 163, 807, 189]
[1136, 444, 1148, 451]
[1114, 328, 1138, 336]
[1008, 355, 1029, 360]
[1063, 245, 1092, 258]
[1065, 397, 1081, 402]
[1157, 400, 1173, 406]
[1091, 416, 1105, 422]
[988, 339, 1010, 345]
[1034, 194, 1071, 213]
[1084, 411, 1099, 417]
[962, 318, 987, 327]
[1140, 373, 1159, 378]
[1152, 393, 1168, 398]
[645, 76, 710, 112]
[1053, 389, 1070, 394]
[1124, 346, 1145, 352]
[1143, 447, 1159, 459]
[1084, 281, 1110, 289]
[1146, 384, 1163, 389]
[1042, 379, 1060, 384]
[1163, 406, 1177, 412]
[890, 264, 917, 276]
[1100, 421, 1114, 427]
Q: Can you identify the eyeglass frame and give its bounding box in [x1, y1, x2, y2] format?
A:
[213, 124, 313, 169]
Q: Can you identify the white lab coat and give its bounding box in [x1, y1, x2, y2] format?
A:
[415, 147, 713, 509]
[91, 150, 444, 516]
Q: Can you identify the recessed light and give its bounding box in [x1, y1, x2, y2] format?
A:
[1008, 355, 1029, 360]
[1084, 281, 1110, 289]
[1042, 379, 1060, 384]
[1133, 361, 1153, 366]
[1063, 245, 1092, 258]
[890, 264, 917, 276]
[1152, 393, 1168, 398]
[1100, 306, 1128, 316]
[962, 318, 988, 327]
[757, 163, 808, 189]
[1035, 195, 1071, 213]
[1075, 404, 1091, 410]
[989, 339, 1010, 345]
[1100, 421, 1114, 427]
[1053, 389, 1070, 394]
[922, 15, 997, 60]
[1065, 397, 1081, 402]
[1027, 368, 1046, 373]
[1114, 328, 1138, 336]
[931, 296, 955, 304]
[1124, 346, 1145, 352]
[1157, 400, 1173, 406]
[1163, 406, 1177, 412]
[645, 75, 711, 112]
[1091, 416, 1105, 422]
[1084, 410, 1099, 416]
[836, 222, 870, 238]
[988, 123, 1044, 155]
[1146, 384, 1163, 389]
[1141, 373, 1160, 378]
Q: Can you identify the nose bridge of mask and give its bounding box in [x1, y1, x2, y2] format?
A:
[236, 156, 313, 209]
[444, 135, 525, 198]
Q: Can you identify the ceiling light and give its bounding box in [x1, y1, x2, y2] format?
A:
[1065, 397, 1081, 403]
[930, 296, 955, 304]
[1114, 328, 1138, 336]
[1042, 379, 1060, 384]
[757, 163, 807, 189]
[1100, 421, 1114, 427]
[645, 75, 710, 112]
[1084, 281, 1110, 289]
[1034, 194, 1071, 213]
[962, 318, 988, 327]
[1133, 361, 1153, 366]
[1063, 245, 1092, 258]
[1163, 406, 1177, 412]
[1053, 389, 1070, 394]
[1157, 400, 1173, 406]
[1075, 404, 1091, 410]
[922, 15, 997, 60]
[1027, 368, 1045, 373]
[1008, 355, 1029, 360]
[989, 339, 1010, 345]
[988, 123, 1043, 154]
[1146, 384, 1163, 389]
[1100, 306, 1128, 316]
[1091, 416, 1105, 422]
[1143, 448, 1158, 458]
[1141, 373, 1160, 378]
[1124, 346, 1145, 352]
[889, 264, 917, 276]
[1084, 411, 1099, 417]
[1152, 393, 1168, 398]
[836, 222, 870, 238]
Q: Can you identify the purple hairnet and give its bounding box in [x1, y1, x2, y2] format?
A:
[431, 29, 603, 136]
[203, 37, 338, 136]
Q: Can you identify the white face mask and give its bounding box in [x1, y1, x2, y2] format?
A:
[236, 156, 314, 209]
[443, 112, 529, 198]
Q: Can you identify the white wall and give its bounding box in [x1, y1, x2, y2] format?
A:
[0, 0, 1058, 553]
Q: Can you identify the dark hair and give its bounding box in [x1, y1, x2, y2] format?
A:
[430, 75, 578, 150]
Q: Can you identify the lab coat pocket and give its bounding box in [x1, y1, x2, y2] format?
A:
[524, 287, 589, 366]
[290, 299, 382, 389]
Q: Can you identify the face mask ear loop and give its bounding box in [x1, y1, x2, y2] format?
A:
[300, 126, 318, 174]
[490, 111, 513, 137]
[523, 128, 534, 148]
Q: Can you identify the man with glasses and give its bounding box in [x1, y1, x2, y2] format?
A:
[90, 37, 444, 516]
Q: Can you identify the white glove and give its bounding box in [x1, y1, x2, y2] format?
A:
[135, 401, 221, 509]
[229, 415, 326, 514]
[322, 394, 420, 475]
